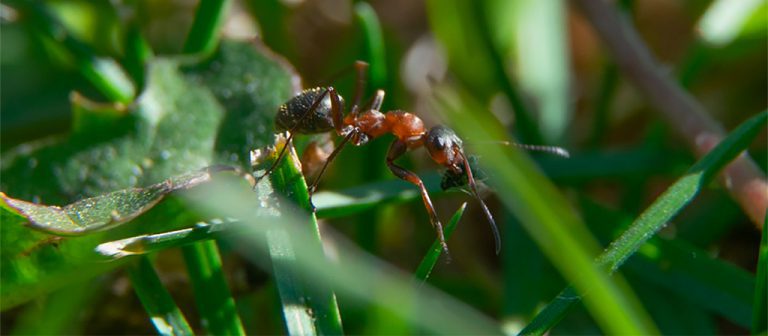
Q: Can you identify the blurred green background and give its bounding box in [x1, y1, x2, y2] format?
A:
[1, 0, 766, 334]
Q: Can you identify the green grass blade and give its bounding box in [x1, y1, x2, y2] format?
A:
[95, 219, 237, 259]
[435, 85, 656, 335]
[183, 0, 231, 56]
[181, 241, 245, 335]
[414, 203, 467, 281]
[261, 139, 344, 335]
[11, 1, 135, 102]
[754, 214, 768, 334]
[581, 198, 755, 329]
[127, 256, 195, 336]
[521, 111, 768, 335]
[355, 2, 387, 90]
[182, 183, 503, 335]
[468, 1, 542, 144]
[509, 0, 570, 142]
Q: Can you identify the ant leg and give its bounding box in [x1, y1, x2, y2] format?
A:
[307, 131, 355, 195]
[350, 61, 369, 115]
[253, 131, 297, 187]
[457, 149, 501, 255]
[357, 89, 385, 113]
[386, 140, 451, 257]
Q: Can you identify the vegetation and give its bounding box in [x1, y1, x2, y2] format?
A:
[1, 0, 766, 334]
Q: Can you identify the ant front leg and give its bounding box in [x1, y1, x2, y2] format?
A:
[386, 140, 451, 257]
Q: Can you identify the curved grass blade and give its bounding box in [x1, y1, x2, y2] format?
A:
[581, 197, 755, 329]
[435, 85, 656, 335]
[521, 111, 768, 335]
[96, 218, 239, 260]
[127, 256, 194, 336]
[754, 214, 768, 334]
[183, 0, 231, 56]
[10, 1, 135, 102]
[414, 202, 467, 282]
[355, 2, 387, 89]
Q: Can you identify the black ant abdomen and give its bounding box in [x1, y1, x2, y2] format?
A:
[275, 87, 344, 134]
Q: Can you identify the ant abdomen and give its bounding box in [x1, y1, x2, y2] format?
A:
[276, 87, 343, 134]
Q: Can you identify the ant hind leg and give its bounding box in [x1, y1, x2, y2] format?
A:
[386, 140, 451, 259]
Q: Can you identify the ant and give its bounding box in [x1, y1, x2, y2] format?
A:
[255, 61, 568, 256]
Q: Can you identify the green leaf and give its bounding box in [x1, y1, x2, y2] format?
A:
[521, 111, 768, 335]
[1, 40, 297, 309]
[1, 169, 220, 235]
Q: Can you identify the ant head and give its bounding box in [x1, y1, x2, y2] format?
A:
[425, 125, 464, 171]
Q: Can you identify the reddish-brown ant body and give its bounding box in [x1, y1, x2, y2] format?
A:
[257, 61, 567, 255]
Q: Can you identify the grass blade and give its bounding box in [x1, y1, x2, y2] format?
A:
[183, 0, 231, 56]
[414, 202, 467, 281]
[436, 85, 656, 335]
[262, 138, 344, 335]
[182, 182, 503, 335]
[128, 256, 195, 336]
[355, 2, 387, 90]
[754, 213, 768, 334]
[181, 241, 245, 335]
[11, 1, 135, 102]
[521, 111, 768, 335]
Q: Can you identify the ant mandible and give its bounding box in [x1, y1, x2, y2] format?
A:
[255, 61, 567, 256]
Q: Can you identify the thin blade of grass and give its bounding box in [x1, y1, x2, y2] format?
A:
[753, 214, 768, 334]
[181, 241, 245, 335]
[435, 85, 656, 335]
[96, 218, 238, 260]
[414, 202, 467, 281]
[581, 197, 755, 329]
[183, 0, 231, 56]
[127, 256, 195, 336]
[262, 139, 343, 335]
[355, 2, 387, 90]
[521, 111, 768, 335]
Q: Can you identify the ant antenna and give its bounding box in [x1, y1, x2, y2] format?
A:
[494, 141, 570, 158]
[457, 148, 501, 255]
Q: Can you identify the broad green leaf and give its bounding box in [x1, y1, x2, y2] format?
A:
[0, 40, 296, 309]
[1, 169, 220, 235]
